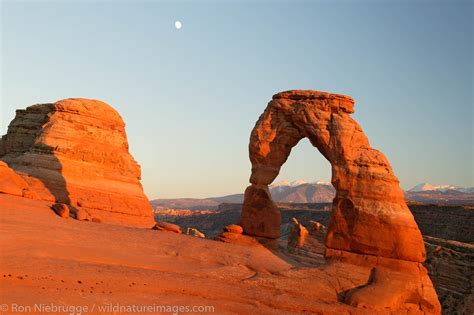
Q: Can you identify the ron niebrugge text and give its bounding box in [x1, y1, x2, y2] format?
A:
[6, 303, 215, 314]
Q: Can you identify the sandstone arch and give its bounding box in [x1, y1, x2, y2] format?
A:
[241, 90, 425, 263]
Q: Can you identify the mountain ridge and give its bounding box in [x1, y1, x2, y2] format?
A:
[151, 181, 474, 209]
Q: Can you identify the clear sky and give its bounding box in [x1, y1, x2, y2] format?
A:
[1, 0, 472, 199]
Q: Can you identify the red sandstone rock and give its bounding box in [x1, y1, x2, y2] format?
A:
[0, 98, 154, 227]
[214, 232, 262, 247]
[51, 203, 69, 218]
[0, 161, 28, 197]
[153, 221, 182, 234]
[240, 185, 280, 239]
[326, 249, 441, 314]
[288, 218, 309, 249]
[74, 208, 92, 221]
[308, 220, 327, 242]
[216, 224, 263, 246]
[224, 224, 243, 234]
[240, 90, 440, 313]
[242, 90, 425, 263]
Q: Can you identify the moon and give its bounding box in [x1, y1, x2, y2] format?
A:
[175, 21, 182, 30]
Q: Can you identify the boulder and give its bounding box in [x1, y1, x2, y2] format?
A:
[153, 222, 182, 234]
[215, 224, 262, 246]
[214, 232, 262, 247]
[186, 227, 206, 238]
[223, 224, 243, 234]
[0, 98, 154, 227]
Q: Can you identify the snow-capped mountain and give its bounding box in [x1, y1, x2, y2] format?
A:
[406, 183, 474, 205]
[270, 179, 331, 188]
[289, 179, 308, 186]
[409, 183, 474, 193]
[151, 181, 474, 210]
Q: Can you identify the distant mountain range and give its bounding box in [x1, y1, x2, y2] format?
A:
[405, 183, 474, 205]
[150, 181, 474, 210]
[408, 183, 474, 194]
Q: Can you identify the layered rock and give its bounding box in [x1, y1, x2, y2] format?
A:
[240, 185, 280, 239]
[153, 221, 182, 234]
[0, 161, 28, 196]
[242, 90, 425, 261]
[240, 90, 440, 313]
[0, 98, 154, 227]
[215, 224, 262, 246]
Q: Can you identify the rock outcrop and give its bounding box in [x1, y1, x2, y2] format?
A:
[308, 220, 327, 242]
[51, 203, 69, 218]
[0, 161, 28, 196]
[215, 224, 262, 246]
[224, 224, 243, 234]
[153, 221, 182, 234]
[0, 98, 154, 227]
[186, 227, 206, 238]
[287, 218, 309, 249]
[241, 90, 440, 313]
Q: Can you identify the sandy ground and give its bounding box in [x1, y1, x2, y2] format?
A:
[0, 194, 374, 315]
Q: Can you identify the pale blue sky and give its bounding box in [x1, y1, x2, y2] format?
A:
[1, 0, 472, 198]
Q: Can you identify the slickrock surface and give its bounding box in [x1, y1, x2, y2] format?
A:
[156, 202, 472, 313]
[0, 194, 400, 315]
[0, 98, 154, 227]
[240, 90, 440, 313]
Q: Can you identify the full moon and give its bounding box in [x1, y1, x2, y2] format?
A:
[175, 21, 182, 30]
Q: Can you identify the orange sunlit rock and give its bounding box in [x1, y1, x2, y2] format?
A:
[0, 98, 154, 227]
[240, 90, 441, 313]
[242, 90, 424, 262]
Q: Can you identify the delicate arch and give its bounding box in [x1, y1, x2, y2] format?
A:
[241, 90, 425, 263]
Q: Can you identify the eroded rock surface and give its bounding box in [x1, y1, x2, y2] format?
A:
[186, 227, 206, 238]
[242, 90, 424, 261]
[0, 98, 154, 227]
[240, 90, 440, 313]
[0, 161, 28, 196]
[51, 203, 69, 219]
[215, 224, 262, 247]
[153, 221, 182, 234]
